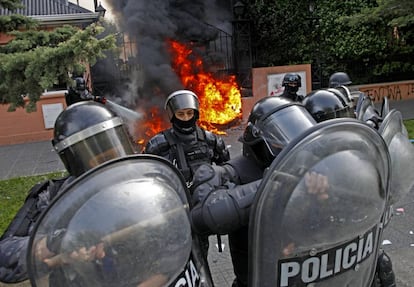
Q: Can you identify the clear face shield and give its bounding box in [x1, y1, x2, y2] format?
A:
[54, 118, 135, 176]
[313, 106, 355, 122]
[27, 156, 194, 287]
[165, 92, 199, 120]
[256, 105, 316, 157]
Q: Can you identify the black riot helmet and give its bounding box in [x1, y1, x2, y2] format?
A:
[282, 73, 302, 94]
[52, 101, 135, 177]
[302, 89, 355, 122]
[165, 90, 200, 134]
[328, 72, 352, 88]
[240, 97, 316, 168]
[282, 73, 302, 88]
[74, 77, 86, 92]
[65, 77, 94, 106]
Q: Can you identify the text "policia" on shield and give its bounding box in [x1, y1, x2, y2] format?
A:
[278, 225, 377, 287]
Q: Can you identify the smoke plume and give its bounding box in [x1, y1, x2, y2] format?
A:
[100, 0, 232, 107]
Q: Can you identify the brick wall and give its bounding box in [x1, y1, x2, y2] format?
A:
[1, 67, 413, 146]
[0, 93, 66, 146]
[354, 80, 414, 102]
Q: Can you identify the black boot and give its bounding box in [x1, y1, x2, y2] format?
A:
[376, 250, 396, 287]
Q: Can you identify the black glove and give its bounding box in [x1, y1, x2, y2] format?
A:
[191, 164, 235, 206]
[191, 180, 261, 235]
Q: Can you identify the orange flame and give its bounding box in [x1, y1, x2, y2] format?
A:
[137, 39, 243, 150]
[135, 106, 170, 151]
[169, 40, 242, 132]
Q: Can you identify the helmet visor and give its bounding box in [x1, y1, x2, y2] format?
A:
[58, 125, 134, 176]
[165, 92, 199, 120]
[257, 105, 316, 156]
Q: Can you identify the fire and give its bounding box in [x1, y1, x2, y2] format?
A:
[169, 40, 242, 132]
[135, 106, 170, 150]
[137, 39, 243, 151]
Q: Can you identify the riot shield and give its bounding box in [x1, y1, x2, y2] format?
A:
[27, 154, 212, 287]
[249, 119, 390, 287]
[379, 109, 414, 205]
[355, 93, 379, 124]
[380, 97, 390, 118]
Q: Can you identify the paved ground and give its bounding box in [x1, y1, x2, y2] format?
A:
[0, 98, 413, 286]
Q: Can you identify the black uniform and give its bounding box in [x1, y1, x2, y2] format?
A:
[280, 73, 304, 102]
[190, 96, 397, 287]
[0, 102, 135, 284]
[0, 177, 72, 283]
[145, 126, 230, 184]
[144, 89, 230, 186]
[194, 156, 263, 287]
[190, 97, 317, 287]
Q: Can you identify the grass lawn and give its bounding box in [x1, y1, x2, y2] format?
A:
[0, 171, 67, 235]
[0, 120, 413, 235]
[404, 119, 414, 138]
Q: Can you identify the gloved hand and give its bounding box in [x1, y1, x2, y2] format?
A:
[191, 164, 234, 205]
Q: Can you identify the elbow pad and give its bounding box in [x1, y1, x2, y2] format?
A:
[191, 179, 261, 235]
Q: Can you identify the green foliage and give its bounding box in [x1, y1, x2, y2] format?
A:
[0, 23, 116, 112]
[404, 119, 414, 138]
[247, 0, 414, 85]
[0, 0, 117, 112]
[0, 14, 37, 33]
[0, 0, 23, 10]
[0, 171, 67, 235]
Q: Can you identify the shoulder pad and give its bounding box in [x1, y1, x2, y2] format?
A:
[203, 130, 217, 144]
[145, 133, 170, 155]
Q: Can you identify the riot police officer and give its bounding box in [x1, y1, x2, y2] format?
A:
[280, 73, 304, 102]
[302, 88, 385, 129]
[64, 77, 95, 106]
[190, 97, 317, 287]
[328, 71, 352, 88]
[302, 89, 356, 122]
[144, 89, 230, 186]
[0, 101, 135, 284]
[302, 89, 397, 287]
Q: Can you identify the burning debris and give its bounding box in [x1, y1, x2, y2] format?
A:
[99, 0, 241, 145]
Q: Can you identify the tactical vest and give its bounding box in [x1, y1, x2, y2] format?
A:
[163, 127, 213, 183]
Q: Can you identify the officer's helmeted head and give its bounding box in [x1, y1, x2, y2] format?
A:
[74, 77, 86, 92]
[282, 73, 302, 95]
[52, 101, 135, 177]
[302, 89, 355, 123]
[165, 90, 200, 134]
[240, 97, 316, 168]
[328, 72, 352, 88]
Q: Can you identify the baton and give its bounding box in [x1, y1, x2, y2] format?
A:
[43, 205, 188, 267]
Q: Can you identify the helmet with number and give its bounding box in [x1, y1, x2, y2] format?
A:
[165, 90, 200, 134]
[328, 72, 352, 88]
[240, 97, 316, 168]
[53, 101, 135, 176]
[303, 89, 355, 122]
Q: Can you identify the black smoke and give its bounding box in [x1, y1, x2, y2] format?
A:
[94, 0, 233, 108]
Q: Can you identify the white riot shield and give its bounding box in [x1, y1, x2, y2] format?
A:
[380, 97, 390, 118]
[27, 154, 212, 287]
[355, 94, 379, 124]
[379, 109, 414, 205]
[249, 119, 390, 287]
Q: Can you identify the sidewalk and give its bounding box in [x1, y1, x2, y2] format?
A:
[0, 140, 65, 180]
